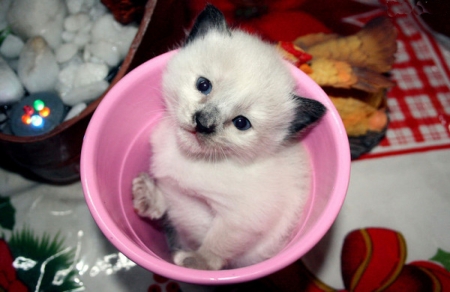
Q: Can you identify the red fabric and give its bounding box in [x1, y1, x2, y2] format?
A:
[338, 228, 450, 291]
[252, 228, 450, 291]
[383, 265, 434, 291]
[189, 0, 308, 16]
[341, 228, 406, 291]
[359, 0, 450, 158]
[240, 11, 331, 41]
[0, 240, 28, 292]
[411, 261, 450, 290]
[187, 0, 330, 42]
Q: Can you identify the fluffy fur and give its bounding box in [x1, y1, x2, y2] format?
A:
[132, 5, 326, 270]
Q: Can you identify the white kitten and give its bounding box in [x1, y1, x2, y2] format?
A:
[132, 5, 326, 270]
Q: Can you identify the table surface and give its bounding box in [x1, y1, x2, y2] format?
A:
[1, 0, 450, 291]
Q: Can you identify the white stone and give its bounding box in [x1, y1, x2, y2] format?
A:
[86, 41, 120, 67]
[56, 61, 109, 101]
[70, 0, 96, 14]
[64, 102, 87, 121]
[56, 63, 78, 97]
[88, 56, 104, 65]
[7, 0, 67, 49]
[56, 81, 72, 99]
[61, 31, 76, 43]
[5, 58, 18, 72]
[91, 14, 138, 59]
[17, 37, 59, 93]
[64, 13, 90, 32]
[73, 31, 90, 47]
[118, 26, 138, 59]
[59, 63, 78, 85]
[0, 0, 12, 31]
[82, 48, 91, 62]
[65, 0, 83, 14]
[83, 0, 96, 10]
[89, 2, 107, 22]
[55, 43, 78, 63]
[0, 34, 24, 59]
[0, 56, 24, 104]
[79, 21, 93, 34]
[73, 62, 108, 87]
[59, 53, 83, 70]
[61, 80, 108, 106]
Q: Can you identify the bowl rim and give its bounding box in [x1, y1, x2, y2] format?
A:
[81, 50, 351, 285]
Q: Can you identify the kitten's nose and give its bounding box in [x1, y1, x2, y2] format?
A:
[194, 111, 216, 134]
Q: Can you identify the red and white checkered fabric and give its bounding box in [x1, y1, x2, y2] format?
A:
[353, 0, 450, 158]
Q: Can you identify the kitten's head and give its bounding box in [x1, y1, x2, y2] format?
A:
[162, 5, 326, 162]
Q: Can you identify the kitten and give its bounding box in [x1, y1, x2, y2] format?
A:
[132, 4, 326, 270]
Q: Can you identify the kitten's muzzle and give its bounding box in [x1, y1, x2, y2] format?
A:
[194, 110, 217, 134]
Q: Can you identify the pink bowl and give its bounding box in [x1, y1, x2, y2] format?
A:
[80, 50, 350, 284]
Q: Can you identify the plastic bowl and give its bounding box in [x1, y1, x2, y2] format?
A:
[80, 50, 350, 285]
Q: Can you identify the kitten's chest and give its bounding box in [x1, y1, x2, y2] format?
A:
[148, 119, 307, 209]
[149, 125, 244, 198]
[152, 144, 245, 197]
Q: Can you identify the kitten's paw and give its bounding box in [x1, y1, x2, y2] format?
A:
[173, 251, 225, 270]
[132, 173, 166, 219]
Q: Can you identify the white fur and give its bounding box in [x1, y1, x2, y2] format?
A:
[132, 27, 312, 270]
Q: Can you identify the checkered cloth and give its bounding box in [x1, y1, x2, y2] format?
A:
[362, 0, 450, 158]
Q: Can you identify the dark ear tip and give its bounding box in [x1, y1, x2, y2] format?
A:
[313, 99, 327, 119]
[202, 4, 227, 24]
[288, 96, 327, 135]
[201, 4, 227, 24]
[301, 97, 327, 121]
[204, 4, 222, 13]
[185, 4, 229, 45]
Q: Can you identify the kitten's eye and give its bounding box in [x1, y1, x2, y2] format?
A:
[232, 116, 251, 131]
[196, 77, 212, 95]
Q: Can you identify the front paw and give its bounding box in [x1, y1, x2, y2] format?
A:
[132, 172, 166, 219]
[173, 251, 225, 270]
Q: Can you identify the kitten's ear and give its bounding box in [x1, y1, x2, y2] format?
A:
[288, 96, 327, 136]
[185, 4, 230, 45]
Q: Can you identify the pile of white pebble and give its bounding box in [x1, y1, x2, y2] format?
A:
[0, 0, 138, 125]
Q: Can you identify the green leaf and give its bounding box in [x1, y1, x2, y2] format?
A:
[0, 196, 16, 230]
[430, 248, 450, 271]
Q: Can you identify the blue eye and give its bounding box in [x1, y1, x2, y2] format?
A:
[196, 77, 212, 95]
[232, 116, 251, 131]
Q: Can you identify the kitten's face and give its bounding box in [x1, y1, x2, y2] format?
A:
[162, 30, 299, 161]
[161, 6, 325, 162]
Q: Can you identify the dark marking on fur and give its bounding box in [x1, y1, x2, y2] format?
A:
[194, 106, 219, 134]
[288, 95, 326, 136]
[185, 4, 231, 45]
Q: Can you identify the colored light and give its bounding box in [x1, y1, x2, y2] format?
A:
[34, 99, 45, 111]
[23, 105, 34, 116]
[39, 107, 50, 117]
[22, 114, 31, 125]
[31, 115, 43, 127]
